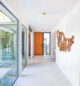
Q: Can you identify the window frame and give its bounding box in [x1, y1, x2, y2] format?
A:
[22, 24, 27, 69]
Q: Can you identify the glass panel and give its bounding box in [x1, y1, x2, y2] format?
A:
[0, 12, 13, 23]
[22, 25, 27, 69]
[44, 33, 50, 55]
[0, 3, 18, 86]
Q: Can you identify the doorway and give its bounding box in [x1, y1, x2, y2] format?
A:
[34, 32, 43, 55]
[34, 32, 51, 55]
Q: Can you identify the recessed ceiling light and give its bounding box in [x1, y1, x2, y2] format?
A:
[42, 12, 46, 15]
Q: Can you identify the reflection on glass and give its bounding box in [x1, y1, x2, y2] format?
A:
[0, 3, 18, 86]
[22, 25, 26, 69]
[0, 12, 13, 23]
[44, 33, 50, 55]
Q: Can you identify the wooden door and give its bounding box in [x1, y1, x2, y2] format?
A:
[34, 32, 43, 55]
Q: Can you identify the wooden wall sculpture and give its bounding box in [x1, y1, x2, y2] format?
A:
[57, 30, 74, 52]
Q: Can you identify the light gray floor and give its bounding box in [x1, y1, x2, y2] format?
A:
[14, 56, 72, 86]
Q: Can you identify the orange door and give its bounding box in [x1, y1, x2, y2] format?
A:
[34, 32, 43, 55]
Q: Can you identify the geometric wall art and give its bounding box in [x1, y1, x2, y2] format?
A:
[57, 30, 74, 52]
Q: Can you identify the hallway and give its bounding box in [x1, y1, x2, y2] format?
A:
[14, 56, 72, 86]
[0, 1, 80, 86]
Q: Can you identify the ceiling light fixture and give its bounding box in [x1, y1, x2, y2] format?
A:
[42, 12, 46, 15]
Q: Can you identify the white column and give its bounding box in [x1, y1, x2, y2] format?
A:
[31, 32, 34, 58]
[26, 26, 29, 64]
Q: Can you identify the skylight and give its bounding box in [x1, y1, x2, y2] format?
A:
[0, 12, 12, 23]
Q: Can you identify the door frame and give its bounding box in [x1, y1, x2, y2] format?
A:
[22, 24, 27, 69]
[43, 32, 51, 55]
[34, 32, 51, 55]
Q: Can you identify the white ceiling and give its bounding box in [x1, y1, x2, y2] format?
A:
[5, 0, 78, 32]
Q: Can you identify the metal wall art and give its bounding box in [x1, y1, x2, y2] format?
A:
[57, 30, 74, 52]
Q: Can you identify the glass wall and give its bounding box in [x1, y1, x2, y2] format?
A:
[43, 32, 51, 55]
[22, 25, 27, 69]
[0, 3, 18, 86]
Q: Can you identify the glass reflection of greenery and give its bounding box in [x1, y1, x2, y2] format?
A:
[0, 30, 14, 60]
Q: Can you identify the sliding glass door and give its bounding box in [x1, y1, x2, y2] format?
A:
[43, 32, 51, 55]
[0, 3, 18, 86]
[22, 25, 27, 69]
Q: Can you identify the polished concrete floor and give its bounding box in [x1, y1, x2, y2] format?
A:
[14, 56, 72, 86]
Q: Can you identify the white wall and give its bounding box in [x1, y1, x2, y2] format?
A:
[31, 32, 34, 57]
[52, 1, 80, 86]
[56, 32, 80, 86]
